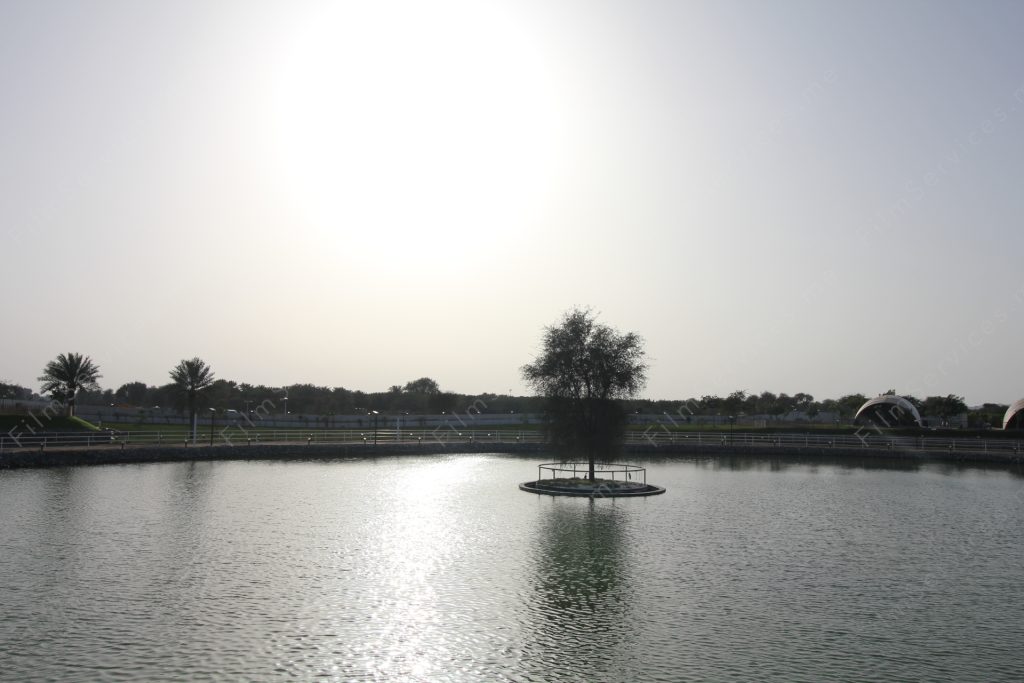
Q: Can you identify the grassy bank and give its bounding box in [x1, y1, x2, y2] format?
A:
[0, 414, 99, 433]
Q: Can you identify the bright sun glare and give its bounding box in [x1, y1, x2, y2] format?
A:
[273, 1, 564, 266]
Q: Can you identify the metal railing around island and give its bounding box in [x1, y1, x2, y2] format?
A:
[535, 462, 647, 485]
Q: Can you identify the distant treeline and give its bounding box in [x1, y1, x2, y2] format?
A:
[0, 379, 1010, 428]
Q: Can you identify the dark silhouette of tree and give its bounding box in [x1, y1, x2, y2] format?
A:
[700, 394, 722, 412]
[76, 386, 114, 406]
[722, 390, 747, 416]
[902, 394, 924, 410]
[793, 392, 814, 410]
[837, 393, 868, 420]
[331, 386, 354, 414]
[943, 394, 968, 416]
[921, 394, 968, 425]
[775, 393, 796, 414]
[169, 357, 215, 442]
[521, 308, 647, 480]
[115, 381, 150, 406]
[0, 381, 36, 401]
[38, 352, 101, 417]
[429, 391, 459, 414]
[755, 391, 777, 414]
[206, 379, 237, 408]
[969, 402, 1007, 428]
[404, 377, 441, 394]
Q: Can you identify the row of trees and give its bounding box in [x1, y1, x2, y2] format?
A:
[2, 374, 983, 423]
[679, 390, 969, 421]
[0, 351, 996, 432]
[86, 377, 534, 416]
[28, 353, 217, 440]
[7, 355, 544, 425]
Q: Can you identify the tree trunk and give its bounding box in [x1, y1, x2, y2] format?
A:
[589, 456, 595, 481]
[188, 394, 197, 444]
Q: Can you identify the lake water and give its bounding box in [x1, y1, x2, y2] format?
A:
[1, 454, 1023, 682]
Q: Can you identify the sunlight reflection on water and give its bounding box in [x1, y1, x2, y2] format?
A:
[1, 455, 1023, 681]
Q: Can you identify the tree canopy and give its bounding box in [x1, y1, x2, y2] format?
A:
[169, 357, 215, 398]
[0, 381, 36, 401]
[522, 309, 646, 402]
[920, 394, 968, 421]
[170, 357, 215, 440]
[115, 381, 149, 406]
[38, 352, 101, 417]
[404, 377, 441, 395]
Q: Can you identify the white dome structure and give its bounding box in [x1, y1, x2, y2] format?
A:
[1002, 399, 1024, 430]
[854, 395, 922, 428]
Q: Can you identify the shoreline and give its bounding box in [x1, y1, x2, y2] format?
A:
[2, 440, 1023, 470]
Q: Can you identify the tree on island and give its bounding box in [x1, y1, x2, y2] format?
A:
[169, 357, 215, 443]
[38, 352, 102, 417]
[521, 308, 647, 481]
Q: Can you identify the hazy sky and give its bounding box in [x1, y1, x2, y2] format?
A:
[3, 0, 1024, 404]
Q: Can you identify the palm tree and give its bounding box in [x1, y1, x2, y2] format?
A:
[169, 357, 215, 443]
[38, 352, 102, 417]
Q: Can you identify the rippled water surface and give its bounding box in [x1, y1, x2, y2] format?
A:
[1, 455, 1023, 681]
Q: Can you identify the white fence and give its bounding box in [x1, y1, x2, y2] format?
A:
[0, 398, 54, 412]
[69, 409, 544, 430]
[2, 428, 1023, 457]
[0, 428, 544, 450]
[634, 430, 1024, 455]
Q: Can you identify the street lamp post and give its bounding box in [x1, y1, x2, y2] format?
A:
[209, 408, 216, 446]
[369, 410, 379, 445]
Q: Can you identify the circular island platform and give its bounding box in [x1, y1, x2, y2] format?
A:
[520, 462, 666, 497]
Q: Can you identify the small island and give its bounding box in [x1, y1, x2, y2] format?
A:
[519, 462, 666, 497]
